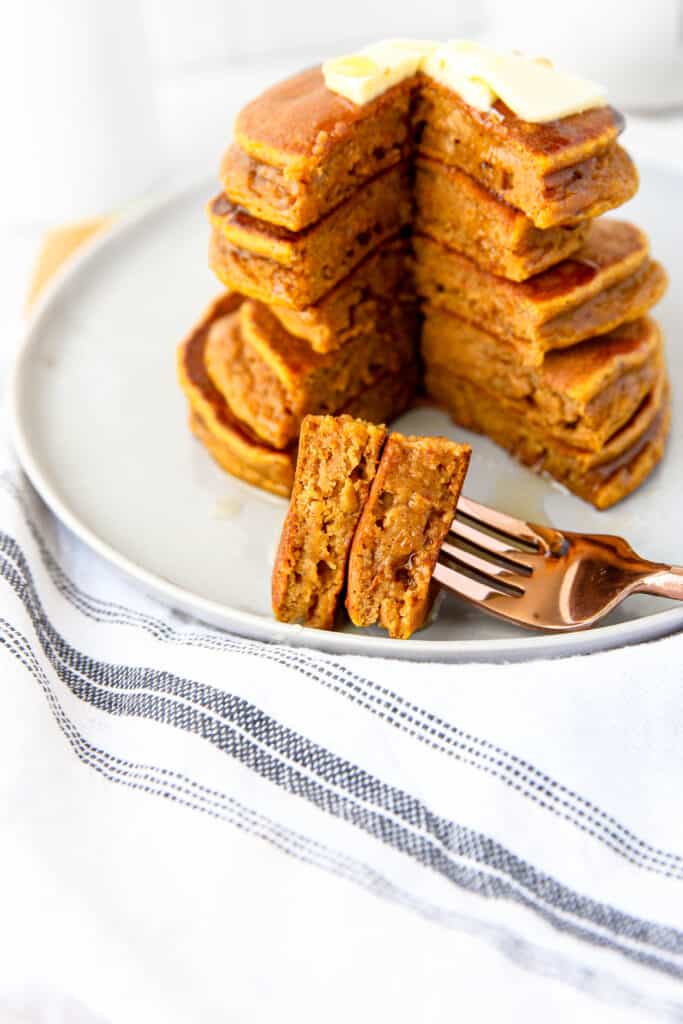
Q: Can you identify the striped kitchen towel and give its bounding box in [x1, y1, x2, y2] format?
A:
[0, 444, 682, 1024]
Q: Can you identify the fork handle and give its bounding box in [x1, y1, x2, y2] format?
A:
[636, 566, 683, 600]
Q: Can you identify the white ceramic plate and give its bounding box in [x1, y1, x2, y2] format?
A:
[9, 166, 683, 662]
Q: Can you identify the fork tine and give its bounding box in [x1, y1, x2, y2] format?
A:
[440, 497, 666, 634]
[432, 560, 509, 603]
[434, 559, 548, 631]
[440, 540, 527, 590]
[449, 518, 538, 570]
[456, 495, 549, 550]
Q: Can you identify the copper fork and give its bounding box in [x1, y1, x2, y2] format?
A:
[433, 496, 683, 632]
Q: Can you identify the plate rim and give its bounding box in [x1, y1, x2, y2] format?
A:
[8, 175, 683, 663]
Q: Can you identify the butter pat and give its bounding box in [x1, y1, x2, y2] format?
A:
[424, 41, 496, 111]
[476, 51, 607, 121]
[322, 37, 608, 123]
[323, 39, 436, 105]
[322, 55, 389, 105]
[362, 38, 439, 76]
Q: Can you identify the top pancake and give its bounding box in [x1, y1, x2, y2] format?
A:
[235, 67, 621, 169]
[225, 66, 635, 231]
[235, 68, 413, 168]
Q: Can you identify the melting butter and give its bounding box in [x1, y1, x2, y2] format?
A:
[323, 40, 436, 105]
[424, 41, 496, 111]
[322, 38, 607, 123]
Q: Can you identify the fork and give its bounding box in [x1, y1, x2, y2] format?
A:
[433, 496, 683, 632]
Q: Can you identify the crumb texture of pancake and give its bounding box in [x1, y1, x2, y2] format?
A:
[414, 221, 667, 361]
[422, 312, 664, 449]
[414, 157, 590, 280]
[269, 239, 413, 352]
[345, 433, 471, 638]
[414, 79, 637, 227]
[209, 161, 412, 309]
[426, 369, 670, 509]
[272, 415, 387, 629]
[177, 293, 418, 496]
[205, 299, 417, 448]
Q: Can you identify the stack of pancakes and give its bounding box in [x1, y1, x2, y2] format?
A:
[414, 99, 669, 509]
[178, 64, 669, 508]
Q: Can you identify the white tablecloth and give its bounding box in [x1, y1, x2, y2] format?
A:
[0, 449, 682, 1023]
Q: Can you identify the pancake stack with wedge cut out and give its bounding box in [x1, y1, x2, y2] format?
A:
[177, 46, 670, 509]
[412, 87, 669, 510]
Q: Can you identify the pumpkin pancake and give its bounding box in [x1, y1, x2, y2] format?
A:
[208, 161, 412, 309]
[414, 220, 667, 362]
[205, 299, 417, 449]
[341, 362, 418, 428]
[414, 156, 590, 280]
[415, 76, 638, 228]
[223, 73, 414, 230]
[345, 432, 471, 639]
[188, 367, 417, 498]
[422, 312, 664, 450]
[425, 364, 670, 509]
[178, 293, 417, 496]
[177, 293, 296, 496]
[269, 238, 412, 352]
[272, 415, 387, 629]
[188, 411, 295, 498]
[222, 66, 636, 231]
